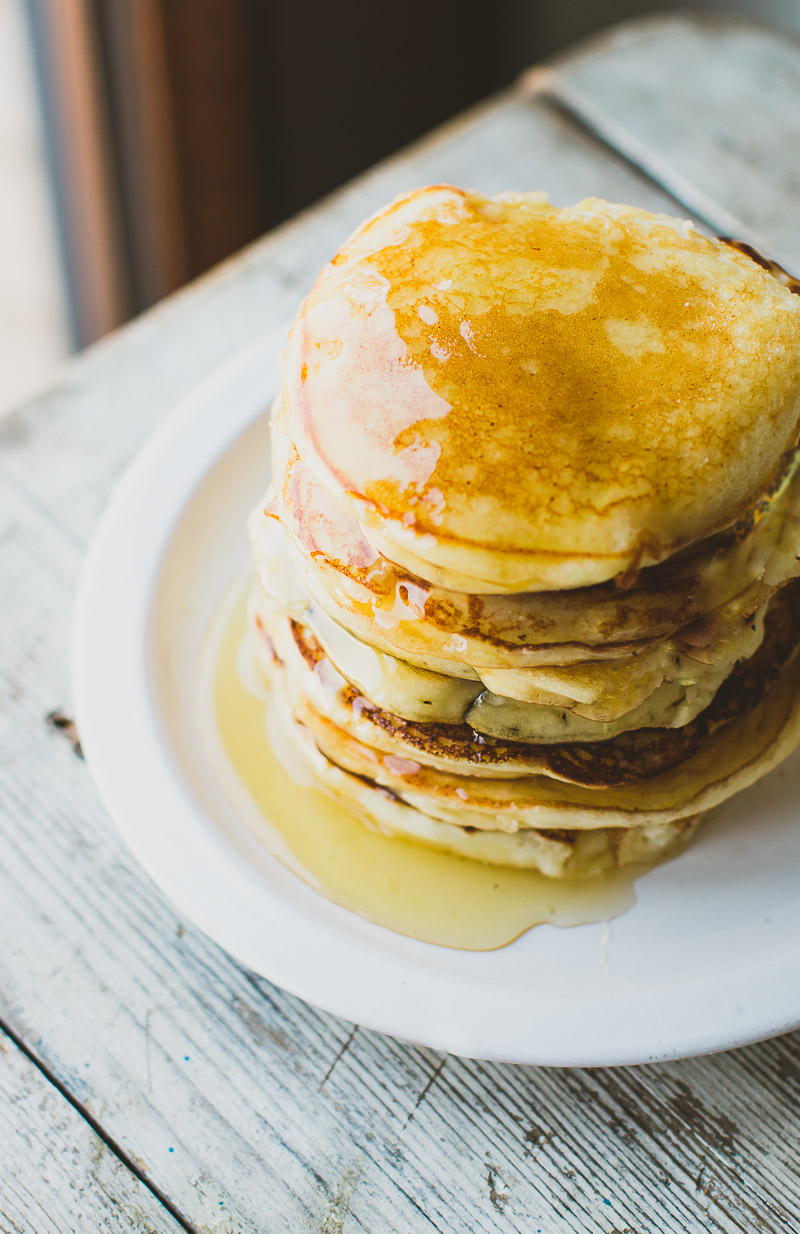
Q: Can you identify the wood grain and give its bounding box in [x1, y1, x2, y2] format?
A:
[2, 16, 800, 1233]
[537, 13, 800, 272]
[0, 1033, 185, 1234]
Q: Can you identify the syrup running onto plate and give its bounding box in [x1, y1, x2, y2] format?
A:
[198, 580, 664, 950]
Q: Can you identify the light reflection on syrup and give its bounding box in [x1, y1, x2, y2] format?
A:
[199, 580, 649, 951]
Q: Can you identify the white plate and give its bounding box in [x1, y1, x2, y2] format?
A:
[73, 338, 800, 1066]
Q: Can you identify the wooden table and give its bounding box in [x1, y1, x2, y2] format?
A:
[2, 15, 800, 1232]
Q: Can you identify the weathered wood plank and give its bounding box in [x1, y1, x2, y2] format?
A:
[2, 22, 800, 1234]
[312, 1022, 800, 1234]
[537, 13, 800, 271]
[0, 1033, 186, 1234]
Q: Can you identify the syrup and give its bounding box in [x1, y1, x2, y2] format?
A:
[198, 580, 651, 950]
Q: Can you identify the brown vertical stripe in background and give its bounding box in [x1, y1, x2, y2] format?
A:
[35, 0, 671, 337]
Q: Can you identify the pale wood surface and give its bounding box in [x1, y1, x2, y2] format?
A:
[2, 14, 800, 1233]
[0, 1035, 185, 1233]
[538, 13, 800, 271]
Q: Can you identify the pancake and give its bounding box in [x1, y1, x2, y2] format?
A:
[251, 573, 767, 728]
[252, 492, 783, 723]
[252, 440, 800, 671]
[283, 709, 702, 876]
[256, 579, 799, 787]
[247, 185, 800, 883]
[281, 644, 800, 832]
[280, 188, 800, 592]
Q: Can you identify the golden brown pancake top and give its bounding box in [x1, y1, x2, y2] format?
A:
[283, 187, 800, 590]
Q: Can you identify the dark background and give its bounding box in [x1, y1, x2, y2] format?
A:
[27, 0, 672, 343]
[133, 0, 664, 284]
[27, 0, 775, 344]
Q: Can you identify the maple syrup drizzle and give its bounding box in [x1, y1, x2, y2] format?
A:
[198, 580, 662, 951]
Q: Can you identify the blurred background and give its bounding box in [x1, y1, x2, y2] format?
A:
[2, 0, 800, 414]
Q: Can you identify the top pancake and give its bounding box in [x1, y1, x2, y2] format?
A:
[282, 186, 800, 592]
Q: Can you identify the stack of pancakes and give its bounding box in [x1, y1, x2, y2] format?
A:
[249, 187, 800, 879]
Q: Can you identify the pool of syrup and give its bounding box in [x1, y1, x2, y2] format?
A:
[198, 580, 650, 950]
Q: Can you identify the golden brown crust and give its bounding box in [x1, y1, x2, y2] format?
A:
[282, 187, 800, 591]
[285, 650, 800, 832]
[270, 444, 800, 666]
[279, 579, 800, 789]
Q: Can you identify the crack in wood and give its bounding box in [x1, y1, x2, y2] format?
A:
[318, 1024, 359, 1091]
[406, 1056, 446, 1126]
[0, 1018, 201, 1234]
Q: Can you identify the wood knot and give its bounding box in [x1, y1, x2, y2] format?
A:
[46, 710, 83, 759]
